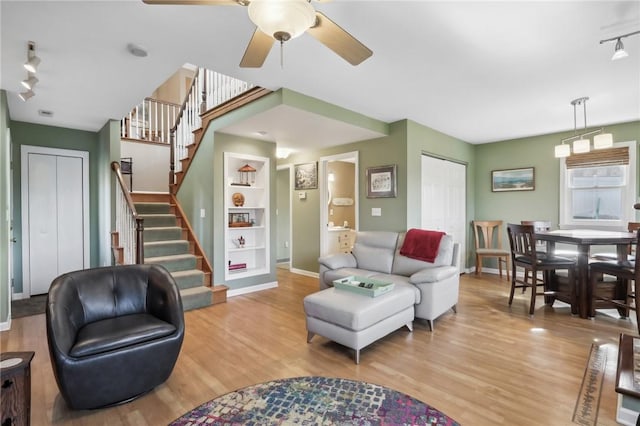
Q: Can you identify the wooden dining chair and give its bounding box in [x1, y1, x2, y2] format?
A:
[473, 220, 510, 280]
[589, 237, 640, 330]
[521, 220, 551, 287]
[506, 223, 578, 316]
[591, 222, 640, 262]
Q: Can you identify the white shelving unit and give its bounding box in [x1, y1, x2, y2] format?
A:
[224, 152, 270, 281]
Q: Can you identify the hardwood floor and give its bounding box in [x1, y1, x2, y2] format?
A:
[1, 269, 637, 425]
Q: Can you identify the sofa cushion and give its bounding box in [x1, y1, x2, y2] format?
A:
[70, 313, 177, 358]
[351, 231, 399, 274]
[392, 233, 454, 276]
[303, 285, 416, 331]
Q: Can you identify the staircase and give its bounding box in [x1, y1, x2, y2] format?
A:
[132, 193, 213, 311]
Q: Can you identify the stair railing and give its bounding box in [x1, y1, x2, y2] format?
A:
[121, 97, 179, 144]
[170, 68, 255, 185]
[112, 161, 144, 264]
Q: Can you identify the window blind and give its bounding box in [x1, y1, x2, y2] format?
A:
[565, 146, 629, 169]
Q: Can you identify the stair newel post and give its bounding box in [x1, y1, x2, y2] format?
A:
[135, 217, 144, 264]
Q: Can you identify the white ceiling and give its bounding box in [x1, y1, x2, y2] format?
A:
[1, 1, 639, 151]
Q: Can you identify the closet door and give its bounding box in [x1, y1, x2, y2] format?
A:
[421, 155, 466, 273]
[22, 146, 88, 296]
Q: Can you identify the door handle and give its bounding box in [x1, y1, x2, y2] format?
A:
[10, 238, 16, 243]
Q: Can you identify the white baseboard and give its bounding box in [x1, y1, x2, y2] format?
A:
[11, 292, 26, 301]
[0, 317, 11, 331]
[227, 281, 278, 298]
[290, 268, 319, 279]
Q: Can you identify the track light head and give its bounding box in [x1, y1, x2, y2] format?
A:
[23, 41, 41, 73]
[612, 38, 628, 60]
[18, 90, 35, 102]
[21, 75, 38, 90]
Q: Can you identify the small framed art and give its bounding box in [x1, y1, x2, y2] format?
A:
[366, 164, 397, 198]
[294, 162, 318, 190]
[491, 167, 535, 192]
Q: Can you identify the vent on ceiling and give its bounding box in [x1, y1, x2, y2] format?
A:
[38, 109, 53, 117]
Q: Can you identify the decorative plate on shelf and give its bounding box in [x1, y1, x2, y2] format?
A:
[232, 192, 245, 207]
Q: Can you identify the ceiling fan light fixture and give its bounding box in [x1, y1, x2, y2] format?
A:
[248, 0, 316, 41]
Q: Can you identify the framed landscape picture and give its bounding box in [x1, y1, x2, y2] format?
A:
[366, 164, 397, 198]
[294, 162, 318, 190]
[491, 167, 535, 192]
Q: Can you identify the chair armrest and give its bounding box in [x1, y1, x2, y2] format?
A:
[410, 266, 458, 284]
[147, 265, 185, 331]
[318, 253, 357, 270]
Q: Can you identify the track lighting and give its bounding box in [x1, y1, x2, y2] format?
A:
[18, 90, 35, 102]
[600, 30, 639, 61]
[23, 41, 40, 72]
[21, 75, 38, 90]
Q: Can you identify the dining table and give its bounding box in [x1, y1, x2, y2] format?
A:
[535, 229, 637, 319]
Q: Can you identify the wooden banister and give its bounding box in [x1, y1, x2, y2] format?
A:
[111, 161, 144, 264]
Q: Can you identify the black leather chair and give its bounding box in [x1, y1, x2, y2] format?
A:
[46, 264, 185, 410]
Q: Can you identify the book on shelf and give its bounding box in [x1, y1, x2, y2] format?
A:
[228, 263, 247, 271]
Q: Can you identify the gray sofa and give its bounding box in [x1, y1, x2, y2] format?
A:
[317, 231, 460, 330]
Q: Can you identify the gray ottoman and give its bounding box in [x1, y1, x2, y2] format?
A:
[303, 284, 416, 364]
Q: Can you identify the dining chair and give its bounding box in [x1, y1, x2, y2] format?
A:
[589, 237, 640, 328]
[506, 223, 578, 316]
[473, 220, 510, 280]
[591, 222, 640, 262]
[520, 220, 552, 287]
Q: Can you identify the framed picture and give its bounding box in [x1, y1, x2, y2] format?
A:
[491, 167, 535, 192]
[228, 212, 250, 227]
[294, 162, 318, 190]
[366, 164, 397, 198]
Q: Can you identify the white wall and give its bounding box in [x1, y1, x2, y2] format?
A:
[120, 140, 170, 193]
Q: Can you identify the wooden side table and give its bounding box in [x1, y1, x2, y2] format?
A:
[1, 351, 34, 426]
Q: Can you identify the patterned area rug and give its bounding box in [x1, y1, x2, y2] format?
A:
[572, 344, 608, 426]
[170, 376, 459, 425]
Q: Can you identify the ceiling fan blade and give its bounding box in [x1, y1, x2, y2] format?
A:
[306, 11, 372, 66]
[240, 28, 274, 68]
[142, 0, 240, 5]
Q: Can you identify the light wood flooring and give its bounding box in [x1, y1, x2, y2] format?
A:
[1, 269, 638, 425]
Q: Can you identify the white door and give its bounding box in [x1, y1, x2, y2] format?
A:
[421, 155, 466, 273]
[21, 146, 89, 296]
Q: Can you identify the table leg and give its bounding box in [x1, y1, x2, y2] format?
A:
[577, 244, 590, 318]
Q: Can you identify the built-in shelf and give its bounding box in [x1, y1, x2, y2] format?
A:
[224, 152, 270, 281]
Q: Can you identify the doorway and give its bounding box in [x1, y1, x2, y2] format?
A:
[420, 154, 466, 273]
[21, 145, 89, 296]
[319, 151, 359, 257]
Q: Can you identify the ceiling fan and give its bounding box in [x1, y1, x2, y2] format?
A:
[142, 0, 373, 68]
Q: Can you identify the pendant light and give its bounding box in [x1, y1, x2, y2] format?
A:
[554, 97, 614, 158]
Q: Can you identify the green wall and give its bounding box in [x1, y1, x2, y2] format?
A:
[276, 168, 290, 262]
[0, 91, 10, 324]
[97, 119, 121, 266]
[10, 121, 102, 294]
[474, 120, 640, 250]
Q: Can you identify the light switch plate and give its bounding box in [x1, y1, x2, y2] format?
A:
[200, 208, 206, 218]
[299, 191, 307, 200]
[372, 207, 382, 216]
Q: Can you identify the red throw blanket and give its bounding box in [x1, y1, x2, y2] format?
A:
[400, 228, 446, 263]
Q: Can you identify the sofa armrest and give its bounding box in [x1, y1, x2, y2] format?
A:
[409, 266, 458, 284]
[318, 253, 357, 270]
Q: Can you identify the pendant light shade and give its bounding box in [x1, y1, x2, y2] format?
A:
[573, 139, 591, 154]
[555, 144, 571, 158]
[612, 38, 629, 60]
[18, 90, 35, 102]
[248, 0, 316, 41]
[593, 133, 614, 149]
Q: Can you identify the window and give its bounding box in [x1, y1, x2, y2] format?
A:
[560, 142, 636, 229]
